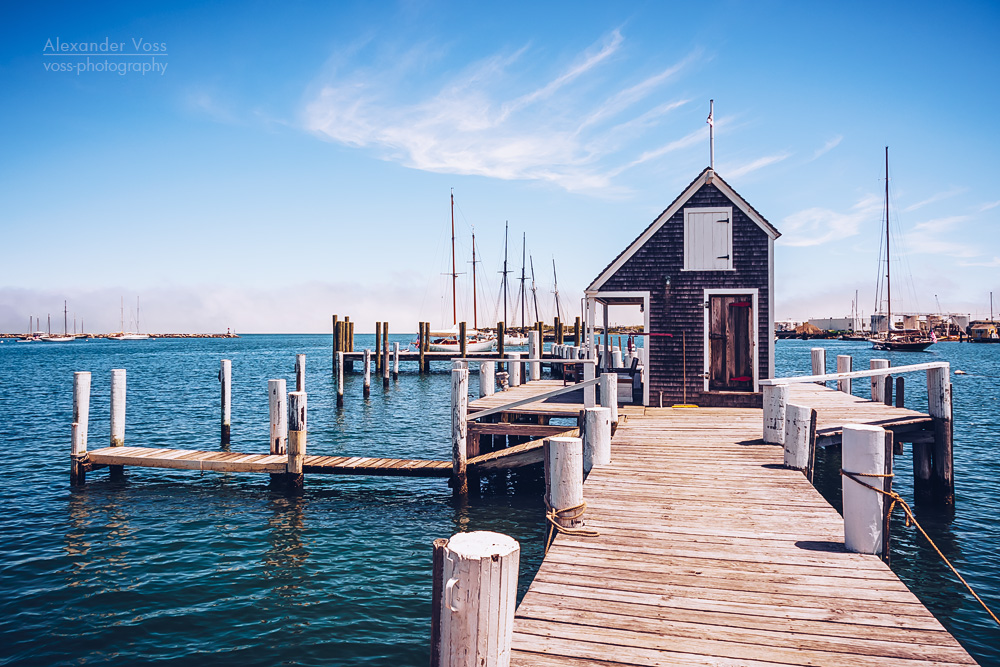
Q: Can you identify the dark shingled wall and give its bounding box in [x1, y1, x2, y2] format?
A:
[599, 183, 771, 406]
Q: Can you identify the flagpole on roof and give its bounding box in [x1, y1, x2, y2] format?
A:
[707, 99, 714, 169]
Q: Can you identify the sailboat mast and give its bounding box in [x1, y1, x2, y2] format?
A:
[530, 256, 540, 324]
[137, 296, 141, 333]
[471, 230, 478, 330]
[501, 222, 510, 324]
[885, 146, 891, 332]
[64, 300, 68, 336]
[450, 189, 457, 327]
[120, 296, 124, 334]
[553, 258, 563, 322]
[519, 233, 527, 328]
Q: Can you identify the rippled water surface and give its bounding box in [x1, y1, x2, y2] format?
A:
[1, 336, 997, 665]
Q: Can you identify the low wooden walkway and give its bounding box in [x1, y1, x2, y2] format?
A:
[787, 383, 933, 446]
[510, 407, 976, 666]
[86, 447, 453, 477]
[468, 380, 585, 419]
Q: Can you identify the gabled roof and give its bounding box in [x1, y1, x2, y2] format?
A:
[587, 167, 780, 292]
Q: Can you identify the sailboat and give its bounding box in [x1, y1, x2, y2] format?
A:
[969, 292, 1000, 343]
[109, 297, 151, 340]
[42, 304, 75, 342]
[869, 147, 934, 352]
[428, 191, 496, 353]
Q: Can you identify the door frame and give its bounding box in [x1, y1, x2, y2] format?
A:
[584, 290, 651, 406]
[702, 288, 759, 393]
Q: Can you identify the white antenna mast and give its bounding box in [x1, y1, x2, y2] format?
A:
[707, 99, 715, 169]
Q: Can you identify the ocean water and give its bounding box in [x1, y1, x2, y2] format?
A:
[0, 335, 997, 665]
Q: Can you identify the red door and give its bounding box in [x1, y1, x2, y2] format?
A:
[708, 295, 753, 391]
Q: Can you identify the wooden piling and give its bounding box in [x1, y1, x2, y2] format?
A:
[883, 375, 893, 406]
[599, 372, 618, 426]
[783, 403, 816, 479]
[836, 355, 852, 393]
[811, 348, 826, 385]
[927, 365, 954, 505]
[459, 321, 467, 359]
[479, 361, 495, 398]
[219, 359, 231, 445]
[544, 436, 585, 529]
[574, 316, 581, 347]
[583, 406, 611, 475]
[842, 424, 886, 555]
[363, 349, 371, 397]
[70, 371, 91, 486]
[286, 391, 306, 492]
[506, 352, 522, 387]
[346, 319, 354, 372]
[762, 384, 789, 445]
[269, 379, 288, 486]
[336, 351, 344, 407]
[583, 360, 596, 408]
[393, 342, 400, 380]
[382, 340, 390, 389]
[896, 376, 905, 408]
[870, 359, 889, 402]
[418, 322, 426, 374]
[451, 366, 469, 497]
[528, 330, 541, 381]
[295, 354, 305, 392]
[332, 314, 339, 373]
[497, 321, 506, 371]
[110, 368, 126, 480]
[430, 532, 519, 667]
[375, 322, 382, 373]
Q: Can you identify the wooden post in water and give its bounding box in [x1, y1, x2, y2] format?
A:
[496, 321, 506, 371]
[927, 365, 954, 505]
[347, 318, 353, 351]
[506, 352, 521, 387]
[286, 391, 306, 493]
[583, 406, 611, 475]
[430, 532, 519, 667]
[295, 354, 305, 392]
[393, 342, 400, 380]
[269, 379, 287, 486]
[219, 359, 232, 445]
[451, 366, 469, 498]
[418, 322, 426, 375]
[70, 371, 91, 486]
[842, 424, 886, 555]
[811, 348, 826, 385]
[762, 384, 789, 445]
[479, 361, 495, 398]
[363, 349, 371, 397]
[335, 351, 344, 407]
[574, 316, 581, 347]
[382, 339, 390, 389]
[544, 436, 585, 529]
[870, 359, 889, 402]
[883, 375, 893, 406]
[583, 360, 596, 408]
[528, 330, 541, 381]
[109, 368, 126, 480]
[783, 403, 817, 480]
[331, 314, 339, 374]
[459, 321, 467, 359]
[895, 377, 905, 408]
[837, 355, 852, 393]
[423, 322, 432, 373]
[375, 322, 382, 373]
[599, 372, 618, 427]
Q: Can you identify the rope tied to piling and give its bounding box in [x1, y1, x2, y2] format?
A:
[544, 500, 599, 554]
[841, 469, 1000, 627]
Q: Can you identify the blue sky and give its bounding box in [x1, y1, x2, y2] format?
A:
[2, 1, 999, 333]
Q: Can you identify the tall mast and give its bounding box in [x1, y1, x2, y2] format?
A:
[64, 300, 68, 335]
[470, 230, 478, 330]
[553, 258, 563, 322]
[519, 233, 527, 328]
[137, 296, 141, 333]
[501, 221, 510, 323]
[529, 255, 540, 324]
[885, 146, 891, 332]
[121, 296, 124, 334]
[450, 189, 457, 327]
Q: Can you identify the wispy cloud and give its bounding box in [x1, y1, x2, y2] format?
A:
[978, 200, 1000, 212]
[904, 215, 978, 257]
[901, 186, 966, 213]
[778, 194, 882, 247]
[810, 135, 842, 161]
[724, 152, 792, 178]
[958, 256, 1000, 267]
[303, 31, 703, 193]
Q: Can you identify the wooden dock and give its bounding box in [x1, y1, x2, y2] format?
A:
[510, 405, 977, 666]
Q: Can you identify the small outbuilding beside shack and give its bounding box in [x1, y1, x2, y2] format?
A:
[585, 167, 779, 407]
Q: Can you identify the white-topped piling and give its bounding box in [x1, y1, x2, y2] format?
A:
[70, 371, 92, 485]
[811, 348, 826, 385]
[295, 354, 305, 392]
[783, 403, 816, 474]
[506, 352, 522, 387]
[528, 331, 541, 381]
[451, 366, 469, 497]
[583, 406, 612, 474]
[219, 359, 232, 444]
[870, 359, 889, 402]
[363, 349, 371, 398]
[479, 361, 495, 398]
[837, 355, 852, 393]
[842, 424, 886, 555]
[286, 390, 307, 492]
[544, 436, 585, 529]
[583, 361, 596, 408]
[599, 372, 618, 426]
[763, 384, 789, 445]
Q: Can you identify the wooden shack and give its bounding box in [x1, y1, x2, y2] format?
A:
[585, 167, 780, 407]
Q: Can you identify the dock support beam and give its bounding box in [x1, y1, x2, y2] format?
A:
[450, 366, 469, 498]
[583, 406, 611, 475]
[430, 532, 519, 667]
[335, 351, 344, 407]
[837, 355, 852, 393]
[375, 322, 382, 373]
[842, 424, 887, 555]
[363, 349, 371, 398]
[70, 371, 91, 486]
[763, 384, 788, 445]
[393, 342, 400, 380]
[110, 368, 126, 480]
[269, 379, 288, 486]
[926, 365, 954, 505]
[870, 359, 889, 402]
[783, 403, 816, 480]
[219, 359, 231, 445]
[286, 391, 306, 493]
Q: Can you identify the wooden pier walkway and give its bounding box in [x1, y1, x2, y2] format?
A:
[510, 405, 976, 666]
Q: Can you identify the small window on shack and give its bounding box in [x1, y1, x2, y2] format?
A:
[683, 207, 733, 271]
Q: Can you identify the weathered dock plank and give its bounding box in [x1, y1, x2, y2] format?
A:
[510, 407, 977, 666]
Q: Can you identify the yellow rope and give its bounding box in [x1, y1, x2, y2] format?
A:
[841, 469, 1000, 627]
[544, 500, 600, 554]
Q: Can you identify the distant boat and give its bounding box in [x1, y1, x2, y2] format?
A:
[869, 148, 934, 352]
[41, 302, 75, 343]
[970, 292, 1000, 343]
[109, 296, 151, 340]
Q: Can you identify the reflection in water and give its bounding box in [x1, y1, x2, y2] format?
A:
[64, 488, 134, 590]
[263, 494, 309, 600]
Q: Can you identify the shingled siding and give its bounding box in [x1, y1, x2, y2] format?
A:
[599, 183, 770, 406]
